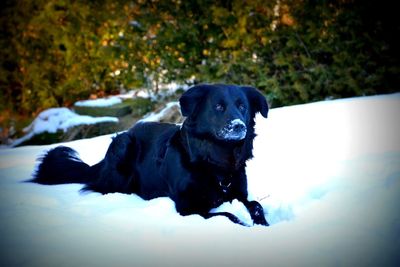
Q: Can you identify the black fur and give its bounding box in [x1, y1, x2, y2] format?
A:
[32, 84, 269, 226]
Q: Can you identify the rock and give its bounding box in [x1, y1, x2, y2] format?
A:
[73, 102, 132, 117]
[14, 121, 120, 147]
[141, 102, 184, 124]
[73, 97, 154, 118]
[11, 100, 180, 147]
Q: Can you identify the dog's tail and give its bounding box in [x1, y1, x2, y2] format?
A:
[31, 146, 93, 185]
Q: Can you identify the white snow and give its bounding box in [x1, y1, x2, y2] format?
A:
[74, 96, 122, 107]
[93, 82, 189, 102]
[11, 108, 118, 147]
[1, 93, 399, 266]
[164, 81, 190, 92]
[117, 89, 152, 100]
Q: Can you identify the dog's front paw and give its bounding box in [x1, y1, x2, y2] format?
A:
[248, 201, 269, 226]
[252, 212, 269, 226]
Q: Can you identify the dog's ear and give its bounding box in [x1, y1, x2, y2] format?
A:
[179, 84, 211, 117]
[242, 86, 269, 118]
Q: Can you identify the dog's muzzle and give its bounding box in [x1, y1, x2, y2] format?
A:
[217, 119, 247, 141]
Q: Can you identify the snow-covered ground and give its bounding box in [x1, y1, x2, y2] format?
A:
[0, 93, 399, 267]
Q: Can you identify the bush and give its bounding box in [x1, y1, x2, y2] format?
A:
[1, 0, 398, 115]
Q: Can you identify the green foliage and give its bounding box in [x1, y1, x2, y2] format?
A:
[263, 0, 400, 106]
[0, 0, 137, 114]
[125, 97, 154, 117]
[1, 0, 398, 116]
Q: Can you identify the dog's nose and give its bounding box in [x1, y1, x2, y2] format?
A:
[217, 119, 247, 141]
[232, 122, 246, 133]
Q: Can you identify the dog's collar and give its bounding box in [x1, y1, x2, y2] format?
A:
[217, 174, 233, 194]
[177, 130, 235, 194]
[219, 180, 232, 193]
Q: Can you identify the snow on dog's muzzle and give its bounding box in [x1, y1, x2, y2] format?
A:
[217, 119, 247, 141]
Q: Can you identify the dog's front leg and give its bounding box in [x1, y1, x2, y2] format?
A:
[241, 199, 269, 226]
[202, 212, 249, 226]
[174, 186, 250, 226]
[234, 173, 269, 226]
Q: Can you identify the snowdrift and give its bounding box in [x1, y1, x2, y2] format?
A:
[1, 93, 399, 267]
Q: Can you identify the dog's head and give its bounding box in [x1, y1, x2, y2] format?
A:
[179, 84, 268, 142]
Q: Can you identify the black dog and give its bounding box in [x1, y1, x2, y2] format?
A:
[32, 84, 269, 226]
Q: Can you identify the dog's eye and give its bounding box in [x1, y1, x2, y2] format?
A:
[238, 103, 246, 112]
[215, 103, 225, 112]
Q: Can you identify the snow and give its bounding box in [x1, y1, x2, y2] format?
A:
[11, 108, 118, 147]
[74, 96, 122, 107]
[163, 81, 190, 92]
[1, 93, 400, 266]
[117, 89, 152, 100]
[101, 82, 189, 102]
